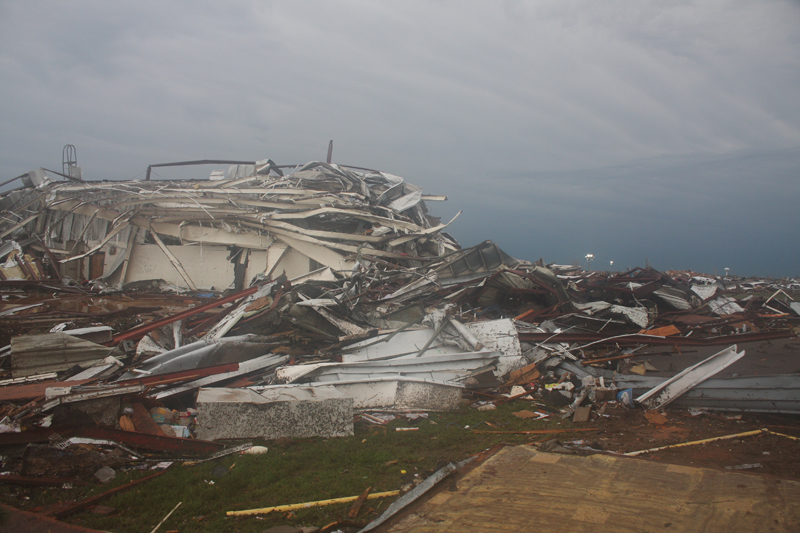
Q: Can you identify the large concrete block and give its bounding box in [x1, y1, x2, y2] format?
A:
[195, 386, 353, 441]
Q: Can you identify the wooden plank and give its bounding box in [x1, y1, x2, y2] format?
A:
[505, 361, 541, 386]
[639, 324, 681, 336]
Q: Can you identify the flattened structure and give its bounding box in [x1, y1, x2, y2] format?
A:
[0, 161, 459, 291]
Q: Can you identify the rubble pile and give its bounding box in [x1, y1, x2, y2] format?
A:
[0, 159, 798, 486]
[0, 160, 459, 293]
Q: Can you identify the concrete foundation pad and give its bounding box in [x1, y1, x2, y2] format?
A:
[382, 446, 800, 532]
[195, 386, 353, 441]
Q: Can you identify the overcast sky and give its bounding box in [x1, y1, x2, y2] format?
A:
[2, 1, 798, 277]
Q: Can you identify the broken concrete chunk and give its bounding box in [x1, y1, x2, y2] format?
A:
[195, 386, 353, 441]
[94, 466, 116, 484]
[572, 406, 591, 423]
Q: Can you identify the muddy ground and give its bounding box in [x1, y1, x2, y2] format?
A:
[569, 337, 800, 480]
[579, 406, 800, 481]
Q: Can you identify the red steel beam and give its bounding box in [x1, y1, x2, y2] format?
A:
[0, 474, 88, 487]
[14, 253, 38, 280]
[49, 469, 167, 519]
[0, 379, 92, 402]
[109, 286, 258, 345]
[0, 425, 224, 454]
[0, 362, 240, 402]
[75, 426, 224, 454]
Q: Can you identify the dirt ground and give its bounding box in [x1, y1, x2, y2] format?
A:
[529, 337, 800, 481]
[2, 332, 798, 531]
[583, 406, 800, 481]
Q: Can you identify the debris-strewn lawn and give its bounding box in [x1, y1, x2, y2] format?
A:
[2, 400, 581, 533]
[4, 402, 800, 532]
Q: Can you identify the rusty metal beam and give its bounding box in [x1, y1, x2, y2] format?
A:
[0, 474, 88, 487]
[186, 303, 237, 336]
[14, 253, 37, 280]
[0, 380, 91, 402]
[78, 427, 224, 454]
[49, 469, 166, 519]
[514, 302, 571, 322]
[0, 425, 224, 454]
[109, 286, 258, 345]
[0, 362, 241, 402]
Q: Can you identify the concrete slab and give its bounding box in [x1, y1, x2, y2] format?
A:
[195, 386, 353, 441]
[380, 446, 800, 532]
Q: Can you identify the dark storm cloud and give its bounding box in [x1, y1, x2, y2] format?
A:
[446, 147, 800, 277]
[1, 1, 799, 275]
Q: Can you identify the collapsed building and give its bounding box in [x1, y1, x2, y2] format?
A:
[0, 160, 459, 290]
[0, 158, 798, 448]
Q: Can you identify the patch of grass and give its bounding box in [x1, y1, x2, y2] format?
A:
[23, 401, 582, 532]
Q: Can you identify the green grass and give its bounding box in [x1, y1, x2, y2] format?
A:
[4, 400, 582, 532]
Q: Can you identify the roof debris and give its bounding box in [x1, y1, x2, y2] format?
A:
[1, 158, 798, 530]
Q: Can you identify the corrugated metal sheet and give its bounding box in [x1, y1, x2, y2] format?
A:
[616, 374, 800, 413]
[709, 296, 745, 315]
[10, 333, 111, 378]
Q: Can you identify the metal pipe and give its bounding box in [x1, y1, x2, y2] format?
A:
[227, 490, 400, 517]
[144, 159, 258, 180]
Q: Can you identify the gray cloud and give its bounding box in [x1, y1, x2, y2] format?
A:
[1, 1, 798, 275]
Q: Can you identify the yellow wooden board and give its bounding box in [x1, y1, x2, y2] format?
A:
[383, 446, 800, 532]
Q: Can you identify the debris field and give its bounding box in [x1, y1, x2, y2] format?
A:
[1, 159, 799, 532]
